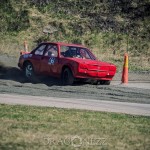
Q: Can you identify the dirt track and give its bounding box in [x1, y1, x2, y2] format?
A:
[0, 54, 150, 105]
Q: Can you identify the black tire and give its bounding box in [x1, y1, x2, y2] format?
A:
[62, 68, 74, 85]
[23, 62, 35, 82]
[99, 80, 111, 85]
[91, 79, 98, 85]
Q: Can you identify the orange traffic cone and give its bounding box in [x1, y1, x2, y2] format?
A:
[24, 41, 28, 52]
[20, 50, 26, 55]
[121, 53, 128, 84]
[20, 41, 29, 55]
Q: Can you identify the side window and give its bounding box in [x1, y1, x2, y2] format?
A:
[34, 44, 46, 55]
[60, 46, 78, 58]
[60, 46, 69, 57]
[44, 44, 58, 57]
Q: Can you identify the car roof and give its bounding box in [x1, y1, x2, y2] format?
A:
[41, 42, 86, 48]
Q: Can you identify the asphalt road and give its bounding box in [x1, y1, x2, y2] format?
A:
[0, 94, 150, 116]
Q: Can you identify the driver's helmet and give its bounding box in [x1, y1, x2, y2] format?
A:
[80, 49, 86, 58]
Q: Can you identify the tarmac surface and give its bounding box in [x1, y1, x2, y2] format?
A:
[0, 93, 150, 116]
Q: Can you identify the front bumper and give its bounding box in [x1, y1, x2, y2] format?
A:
[75, 69, 116, 80]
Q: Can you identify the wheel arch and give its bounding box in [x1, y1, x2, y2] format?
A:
[61, 65, 74, 77]
[23, 60, 32, 68]
[61, 65, 74, 85]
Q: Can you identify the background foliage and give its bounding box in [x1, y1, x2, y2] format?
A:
[0, 0, 150, 70]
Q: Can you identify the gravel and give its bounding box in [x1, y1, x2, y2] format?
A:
[0, 54, 150, 104]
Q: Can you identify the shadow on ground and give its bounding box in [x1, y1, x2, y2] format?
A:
[0, 62, 87, 86]
[0, 62, 61, 86]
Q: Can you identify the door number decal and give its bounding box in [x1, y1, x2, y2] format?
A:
[48, 57, 55, 65]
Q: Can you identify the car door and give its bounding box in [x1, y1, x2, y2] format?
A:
[30, 44, 47, 74]
[40, 44, 59, 76]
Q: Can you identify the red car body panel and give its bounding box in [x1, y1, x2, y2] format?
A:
[18, 42, 116, 81]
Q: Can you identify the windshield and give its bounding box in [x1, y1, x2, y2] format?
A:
[60, 46, 96, 60]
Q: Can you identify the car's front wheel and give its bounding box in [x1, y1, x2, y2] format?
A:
[62, 68, 74, 85]
[99, 80, 111, 85]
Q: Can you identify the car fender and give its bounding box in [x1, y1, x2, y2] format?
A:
[23, 60, 32, 69]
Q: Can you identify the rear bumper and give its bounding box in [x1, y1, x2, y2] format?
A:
[18, 63, 23, 69]
[18, 63, 21, 68]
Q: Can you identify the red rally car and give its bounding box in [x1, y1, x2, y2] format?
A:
[18, 42, 116, 85]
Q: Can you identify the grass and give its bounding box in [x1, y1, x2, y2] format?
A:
[0, 104, 150, 150]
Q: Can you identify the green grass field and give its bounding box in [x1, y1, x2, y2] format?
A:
[0, 104, 150, 150]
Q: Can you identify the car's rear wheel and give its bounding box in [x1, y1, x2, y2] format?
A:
[62, 68, 74, 85]
[23, 62, 35, 81]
